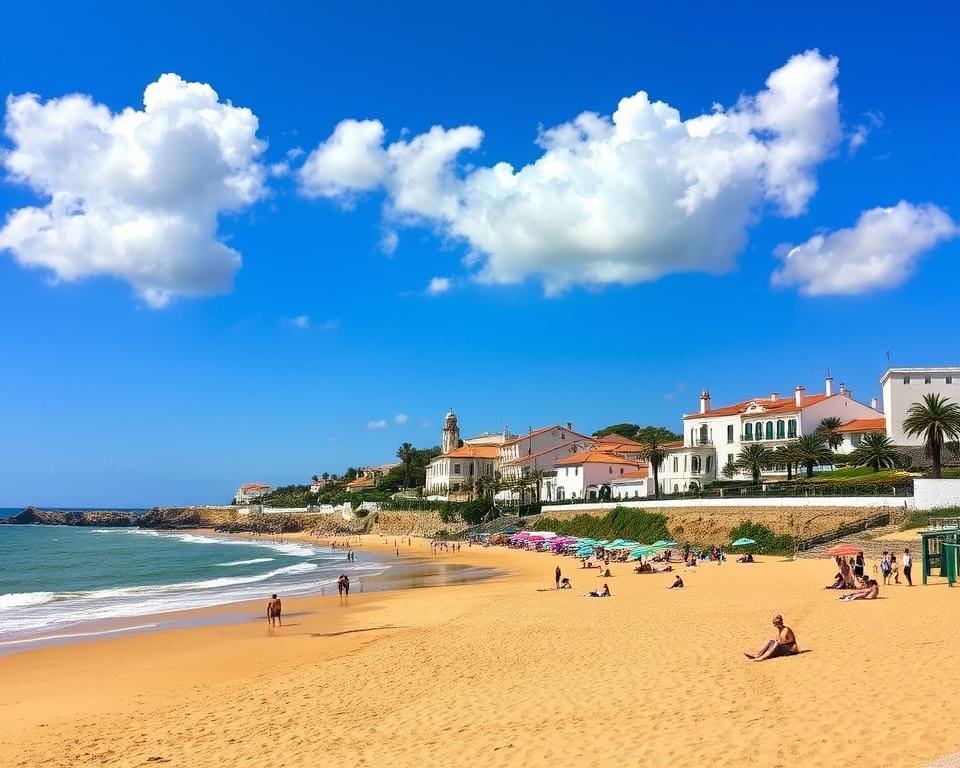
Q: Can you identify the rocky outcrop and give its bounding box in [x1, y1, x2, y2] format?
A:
[2, 507, 137, 526]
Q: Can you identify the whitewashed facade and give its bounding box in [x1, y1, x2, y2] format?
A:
[881, 367, 960, 445]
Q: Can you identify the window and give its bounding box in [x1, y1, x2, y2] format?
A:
[608, 466, 613, 474]
[453, 463, 461, 474]
[727, 425, 734, 443]
[755, 421, 763, 440]
[565, 467, 569, 476]
[903, 376, 910, 384]
[469, 462, 474, 476]
[925, 376, 932, 384]
[765, 421, 774, 440]
[691, 456, 701, 473]
[776, 420, 785, 439]
[787, 419, 797, 438]
[575, 467, 579, 476]
[744, 423, 753, 440]
[634, 490, 639, 498]
[706, 456, 712, 472]
[673, 457, 679, 472]
[619, 467, 624, 475]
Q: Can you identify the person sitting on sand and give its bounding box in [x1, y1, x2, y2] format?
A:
[839, 578, 879, 601]
[824, 572, 845, 589]
[267, 594, 282, 627]
[588, 583, 611, 598]
[599, 568, 611, 578]
[559, 577, 572, 589]
[667, 575, 684, 589]
[743, 614, 798, 661]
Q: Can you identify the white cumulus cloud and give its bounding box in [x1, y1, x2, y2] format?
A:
[366, 419, 387, 430]
[298, 118, 389, 200]
[394, 413, 408, 425]
[0, 74, 268, 307]
[289, 314, 310, 328]
[771, 201, 957, 295]
[299, 50, 842, 294]
[426, 276, 451, 295]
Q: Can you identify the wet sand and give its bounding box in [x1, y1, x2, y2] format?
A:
[2, 535, 959, 767]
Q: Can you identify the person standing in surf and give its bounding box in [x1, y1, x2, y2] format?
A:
[267, 594, 282, 627]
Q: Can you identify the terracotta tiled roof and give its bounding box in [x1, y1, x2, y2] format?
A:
[594, 433, 643, 446]
[240, 483, 270, 491]
[441, 445, 499, 459]
[684, 394, 829, 419]
[556, 450, 640, 467]
[501, 442, 591, 466]
[837, 418, 887, 434]
[502, 425, 589, 446]
[610, 468, 649, 482]
[346, 476, 376, 489]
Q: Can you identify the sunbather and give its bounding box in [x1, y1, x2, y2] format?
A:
[588, 583, 611, 598]
[743, 614, 798, 661]
[824, 572, 844, 589]
[839, 578, 879, 601]
[667, 575, 684, 589]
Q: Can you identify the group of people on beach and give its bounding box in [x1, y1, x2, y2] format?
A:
[825, 547, 913, 599]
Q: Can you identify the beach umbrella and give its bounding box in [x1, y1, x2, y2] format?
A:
[825, 543, 863, 557]
[731, 538, 756, 547]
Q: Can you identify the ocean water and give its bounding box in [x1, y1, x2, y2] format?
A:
[0, 523, 387, 646]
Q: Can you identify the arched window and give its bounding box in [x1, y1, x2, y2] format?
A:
[691, 456, 701, 473]
[765, 421, 774, 440]
[787, 419, 797, 438]
[776, 420, 785, 439]
[755, 421, 763, 440]
[744, 423, 753, 440]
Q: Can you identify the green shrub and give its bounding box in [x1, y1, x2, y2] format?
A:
[900, 506, 960, 531]
[531, 507, 671, 543]
[728, 520, 794, 555]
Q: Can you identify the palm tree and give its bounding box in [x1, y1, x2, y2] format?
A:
[774, 442, 798, 481]
[397, 442, 414, 489]
[735, 444, 774, 485]
[321, 472, 329, 481]
[793, 433, 834, 478]
[816, 417, 844, 451]
[903, 393, 960, 478]
[848, 433, 908, 472]
[527, 469, 546, 503]
[637, 432, 671, 500]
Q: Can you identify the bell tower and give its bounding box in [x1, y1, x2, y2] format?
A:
[442, 409, 460, 454]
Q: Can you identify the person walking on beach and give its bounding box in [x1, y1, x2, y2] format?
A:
[337, 574, 346, 596]
[555, 565, 562, 590]
[267, 594, 282, 627]
[903, 548, 913, 586]
[343, 575, 350, 596]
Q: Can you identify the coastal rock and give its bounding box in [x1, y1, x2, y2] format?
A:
[2, 507, 137, 526]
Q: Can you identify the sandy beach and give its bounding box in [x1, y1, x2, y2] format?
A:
[2, 534, 958, 768]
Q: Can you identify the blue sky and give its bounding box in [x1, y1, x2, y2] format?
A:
[0, 1, 957, 506]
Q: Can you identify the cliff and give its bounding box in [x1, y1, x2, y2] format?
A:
[2, 507, 137, 526]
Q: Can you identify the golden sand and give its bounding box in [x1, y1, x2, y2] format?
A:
[1, 535, 958, 768]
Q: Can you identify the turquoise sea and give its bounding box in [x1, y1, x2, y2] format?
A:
[0, 512, 389, 648]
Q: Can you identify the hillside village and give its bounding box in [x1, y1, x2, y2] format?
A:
[235, 366, 960, 509]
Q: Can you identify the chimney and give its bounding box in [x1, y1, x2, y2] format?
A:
[870, 397, 878, 410]
[825, 375, 834, 397]
[840, 382, 851, 399]
[566, 421, 572, 431]
[794, 385, 805, 408]
[770, 392, 779, 402]
[700, 389, 711, 414]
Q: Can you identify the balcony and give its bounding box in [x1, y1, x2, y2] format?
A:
[695, 438, 713, 446]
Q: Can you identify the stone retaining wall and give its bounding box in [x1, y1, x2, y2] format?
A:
[534, 505, 898, 545]
[370, 510, 467, 538]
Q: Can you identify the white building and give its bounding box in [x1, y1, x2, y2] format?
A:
[881, 367, 960, 445]
[835, 418, 887, 454]
[554, 450, 643, 501]
[345, 462, 400, 493]
[658, 376, 885, 493]
[498, 424, 592, 495]
[425, 444, 500, 494]
[234, 482, 271, 504]
[610, 468, 654, 500]
[425, 410, 512, 495]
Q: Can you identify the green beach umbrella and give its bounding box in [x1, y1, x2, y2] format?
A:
[731, 538, 756, 547]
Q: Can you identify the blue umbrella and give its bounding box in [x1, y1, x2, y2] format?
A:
[732, 537, 756, 546]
